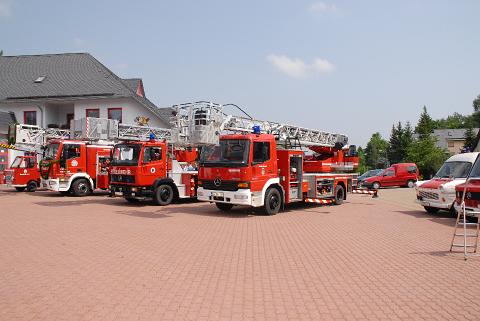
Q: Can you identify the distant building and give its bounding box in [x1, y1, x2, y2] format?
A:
[0, 53, 171, 129]
[432, 128, 479, 154]
[0, 52, 173, 168]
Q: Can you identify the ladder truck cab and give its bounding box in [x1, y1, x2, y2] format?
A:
[109, 139, 198, 205]
[172, 102, 358, 215]
[40, 139, 113, 196]
[4, 153, 40, 192]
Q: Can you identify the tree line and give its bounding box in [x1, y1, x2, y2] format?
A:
[358, 94, 480, 179]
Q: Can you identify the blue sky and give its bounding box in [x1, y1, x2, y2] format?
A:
[1, 0, 479, 146]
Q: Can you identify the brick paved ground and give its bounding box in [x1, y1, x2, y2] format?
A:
[0, 186, 479, 321]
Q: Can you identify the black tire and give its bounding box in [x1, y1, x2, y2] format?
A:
[449, 205, 457, 218]
[406, 180, 415, 188]
[26, 181, 38, 192]
[372, 182, 380, 190]
[263, 187, 281, 215]
[71, 178, 92, 197]
[125, 197, 139, 203]
[467, 216, 478, 223]
[334, 185, 345, 205]
[216, 203, 234, 212]
[15, 187, 25, 192]
[153, 184, 174, 206]
[424, 206, 439, 214]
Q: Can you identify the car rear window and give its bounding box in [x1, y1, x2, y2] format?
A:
[407, 165, 417, 174]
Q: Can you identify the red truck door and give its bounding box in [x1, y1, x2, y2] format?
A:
[62, 143, 85, 174]
[380, 168, 396, 186]
[140, 145, 167, 183]
[250, 140, 277, 192]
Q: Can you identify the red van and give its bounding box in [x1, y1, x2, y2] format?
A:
[362, 163, 419, 189]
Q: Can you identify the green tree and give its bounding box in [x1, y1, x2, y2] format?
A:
[365, 133, 389, 169]
[473, 94, 480, 112]
[357, 146, 367, 174]
[388, 122, 402, 164]
[463, 126, 477, 152]
[406, 135, 448, 179]
[415, 106, 435, 137]
[434, 112, 474, 129]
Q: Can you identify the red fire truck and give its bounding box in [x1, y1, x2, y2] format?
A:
[109, 140, 198, 204]
[170, 102, 359, 215]
[40, 139, 112, 196]
[4, 154, 41, 192]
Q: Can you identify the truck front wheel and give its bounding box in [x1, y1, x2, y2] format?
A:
[153, 184, 174, 206]
[264, 187, 281, 215]
[71, 178, 92, 197]
[27, 181, 38, 192]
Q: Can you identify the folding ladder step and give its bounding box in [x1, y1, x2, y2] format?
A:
[454, 233, 479, 237]
[452, 244, 476, 248]
[455, 223, 478, 226]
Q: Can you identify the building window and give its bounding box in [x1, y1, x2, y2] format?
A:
[24, 111, 37, 125]
[108, 108, 122, 123]
[86, 109, 100, 118]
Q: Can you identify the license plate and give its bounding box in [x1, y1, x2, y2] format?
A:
[212, 192, 224, 197]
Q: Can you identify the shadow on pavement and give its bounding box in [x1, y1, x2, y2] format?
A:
[394, 210, 456, 227]
[409, 250, 467, 260]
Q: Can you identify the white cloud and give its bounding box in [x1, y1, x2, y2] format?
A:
[0, 0, 12, 17]
[267, 54, 308, 79]
[311, 57, 335, 72]
[309, 2, 337, 14]
[267, 54, 335, 79]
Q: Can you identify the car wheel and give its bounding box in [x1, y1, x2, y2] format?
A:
[216, 203, 234, 211]
[263, 187, 281, 215]
[407, 180, 415, 188]
[372, 182, 380, 190]
[334, 185, 345, 205]
[424, 206, 439, 214]
[153, 184, 174, 206]
[449, 204, 457, 218]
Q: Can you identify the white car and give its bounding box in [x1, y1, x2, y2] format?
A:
[415, 152, 479, 216]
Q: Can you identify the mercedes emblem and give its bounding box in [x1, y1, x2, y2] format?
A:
[214, 177, 221, 187]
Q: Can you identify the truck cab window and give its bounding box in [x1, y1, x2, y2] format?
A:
[143, 147, 162, 163]
[385, 170, 394, 177]
[60, 144, 81, 167]
[253, 142, 270, 163]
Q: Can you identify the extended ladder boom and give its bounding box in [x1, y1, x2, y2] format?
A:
[170, 101, 349, 147]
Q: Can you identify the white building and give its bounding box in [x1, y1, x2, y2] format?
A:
[0, 52, 172, 167]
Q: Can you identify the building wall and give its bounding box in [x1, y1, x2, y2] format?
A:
[74, 98, 169, 128]
[0, 102, 46, 127]
[446, 139, 465, 155]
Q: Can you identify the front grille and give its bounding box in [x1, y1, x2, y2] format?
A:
[110, 174, 135, 184]
[5, 174, 12, 183]
[202, 180, 238, 191]
[419, 190, 439, 200]
[464, 191, 480, 201]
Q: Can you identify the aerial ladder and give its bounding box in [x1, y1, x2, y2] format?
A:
[169, 102, 361, 214]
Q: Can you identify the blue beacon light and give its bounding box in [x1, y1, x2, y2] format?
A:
[252, 125, 261, 135]
[149, 133, 156, 140]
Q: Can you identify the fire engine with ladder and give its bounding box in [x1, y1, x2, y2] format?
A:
[2, 125, 70, 192]
[169, 102, 360, 215]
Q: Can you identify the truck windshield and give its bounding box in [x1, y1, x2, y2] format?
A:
[434, 161, 472, 179]
[112, 144, 141, 166]
[10, 157, 23, 168]
[43, 143, 59, 160]
[200, 139, 250, 167]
